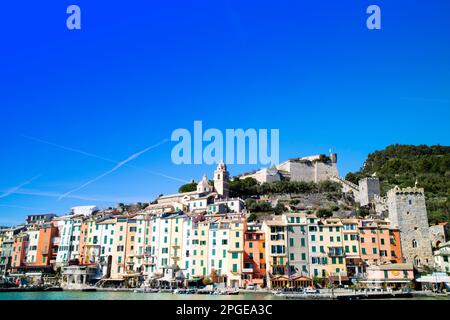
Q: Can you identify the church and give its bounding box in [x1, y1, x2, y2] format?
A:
[154, 162, 243, 215]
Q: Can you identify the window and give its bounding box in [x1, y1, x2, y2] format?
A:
[232, 264, 238, 273]
[290, 253, 295, 260]
[301, 238, 306, 247]
[301, 253, 306, 261]
[249, 242, 253, 249]
[352, 245, 357, 253]
[289, 238, 294, 247]
[373, 248, 377, 254]
[412, 239, 418, 248]
[232, 253, 238, 259]
[362, 248, 366, 254]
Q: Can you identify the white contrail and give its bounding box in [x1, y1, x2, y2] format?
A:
[0, 175, 42, 199]
[58, 139, 169, 200]
[22, 135, 114, 163]
[22, 135, 189, 183]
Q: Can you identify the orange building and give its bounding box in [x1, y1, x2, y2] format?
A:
[359, 220, 403, 267]
[243, 222, 266, 287]
[12, 233, 28, 268]
[359, 220, 382, 266]
[35, 224, 59, 267]
[388, 228, 403, 263]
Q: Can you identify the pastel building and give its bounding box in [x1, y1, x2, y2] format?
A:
[243, 222, 266, 287]
[226, 218, 245, 288]
[263, 218, 288, 288]
[284, 213, 309, 276]
[320, 218, 347, 282]
[36, 223, 59, 267]
[434, 241, 450, 273]
[25, 228, 39, 265]
[110, 216, 130, 279]
[342, 219, 363, 278]
[306, 215, 327, 278]
[12, 233, 28, 269]
[207, 218, 230, 283]
[96, 218, 116, 278]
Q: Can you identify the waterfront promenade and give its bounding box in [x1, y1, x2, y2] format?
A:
[1, 287, 449, 300]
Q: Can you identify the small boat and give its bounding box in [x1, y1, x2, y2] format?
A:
[224, 289, 240, 295]
[173, 288, 188, 294]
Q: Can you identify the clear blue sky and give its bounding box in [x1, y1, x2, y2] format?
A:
[1, 1, 450, 225]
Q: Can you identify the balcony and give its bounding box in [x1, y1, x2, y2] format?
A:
[329, 272, 348, 278]
[328, 248, 345, 257]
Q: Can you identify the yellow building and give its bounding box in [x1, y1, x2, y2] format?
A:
[226, 217, 245, 288]
[263, 217, 288, 288]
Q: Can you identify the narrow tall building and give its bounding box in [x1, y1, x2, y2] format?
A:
[387, 186, 433, 269]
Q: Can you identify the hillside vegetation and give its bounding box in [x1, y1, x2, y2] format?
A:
[345, 144, 450, 224]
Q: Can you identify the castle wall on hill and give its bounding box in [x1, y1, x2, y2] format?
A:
[280, 160, 338, 183]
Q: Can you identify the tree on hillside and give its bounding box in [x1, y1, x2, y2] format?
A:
[346, 144, 450, 224]
[179, 182, 198, 193]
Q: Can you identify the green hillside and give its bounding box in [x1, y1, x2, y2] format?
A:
[346, 144, 450, 224]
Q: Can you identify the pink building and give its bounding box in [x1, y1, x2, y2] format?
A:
[361, 263, 414, 289]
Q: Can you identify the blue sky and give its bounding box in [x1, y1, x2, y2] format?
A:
[1, 1, 450, 225]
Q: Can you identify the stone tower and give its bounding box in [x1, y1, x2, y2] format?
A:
[358, 177, 381, 207]
[214, 161, 229, 198]
[387, 186, 433, 269]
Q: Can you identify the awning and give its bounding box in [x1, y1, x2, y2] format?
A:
[416, 275, 450, 283]
[358, 280, 411, 283]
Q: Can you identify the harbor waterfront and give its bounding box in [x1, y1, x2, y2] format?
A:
[1, 288, 449, 300]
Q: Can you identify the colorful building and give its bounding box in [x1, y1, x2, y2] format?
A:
[243, 222, 266, 287]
